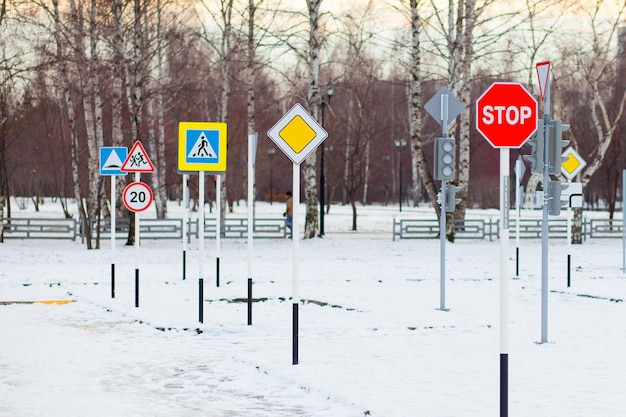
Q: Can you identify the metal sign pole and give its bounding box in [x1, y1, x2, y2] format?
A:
[500, 149, 511, 417]
[182, 174, 188, 280]
[111, 176, 116, 298]
[567, 178, 572, 287]
[440, 94, 449, 311]
[247, 134, 255, 326]
[623, 169, 625, 273]
[199, 171, 205, 323]
[515, 158, 522, 277]
[541, 71, 551, 344]
[134, 172, 140, 308]
[292, 162, 301, 365]
[216, 175, 221, 287]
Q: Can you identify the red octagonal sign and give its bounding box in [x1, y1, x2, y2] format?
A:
[476, 82, 538, 148]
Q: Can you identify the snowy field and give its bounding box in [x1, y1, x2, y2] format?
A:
[1, 199, 625, 416]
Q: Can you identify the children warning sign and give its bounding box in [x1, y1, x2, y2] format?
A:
[121, 141, 155, 173]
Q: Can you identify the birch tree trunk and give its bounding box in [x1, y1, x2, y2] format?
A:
[112, 0, 126, 222]
[247, 0, 257, 136]
[455, 0, 474, 226]
[218, 0, 233, 234]
[69, 0, 102, 249]
[124, 0, 147, 246]
[573, 85, 626, 242]
[569, 3, 626, 243]
[246, 0, 258, 212]
[53, 0, 89, 247]
[409, 0, 439, 218]
[305, 0, 321, 238]
[362, 141, 370, 204]
[145, 0, 168, 219]
[79, 0, 105, 249]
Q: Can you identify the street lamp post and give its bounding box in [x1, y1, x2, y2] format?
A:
[320, 84, 334, 236]
[267, 147, 275, 205]
[394, 139, 407, 212]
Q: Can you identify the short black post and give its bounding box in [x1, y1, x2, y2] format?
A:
[247, 278, 253, 325]
[134, 269, 139, 308]
[500, 353, 508, 417]
[199, 278, 204, 323]
[292, 303, 299, 365]
[567, 254, 571, 287]
[111, 263, 115, 298]
[515, 247, 519, 277]
[182, 250, 186, 280]
[216, 258, 220, 287]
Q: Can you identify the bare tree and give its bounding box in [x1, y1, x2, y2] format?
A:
[408, 0, 440, 216]
[302, 0, 322, 238]
[558, 1, 626, 243]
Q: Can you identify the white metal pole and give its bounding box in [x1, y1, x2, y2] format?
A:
[199, 171, 205, 323]
[199, 172, 204, 280]
[567, 178, 572, 286]
[182, 174, 188, 280]
[111, 175, 116, 298]
[247, 136, 254, 279]
[292, 163, 300, 303]
[134, 172, 140, 308]
[515, 159, 521, 277]
[216, 174, 222, 287]
[292, 162, 300, 365]
[247, 135, 255, 325]
[500, 148, 510, 417]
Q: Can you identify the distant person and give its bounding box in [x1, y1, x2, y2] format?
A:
[283, 191, 293, 238]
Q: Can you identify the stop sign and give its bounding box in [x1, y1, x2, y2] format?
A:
[476, 82, 538, 148]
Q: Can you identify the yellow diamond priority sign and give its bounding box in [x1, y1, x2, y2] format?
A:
[268, 103, 328, 165]
[561, 147, 587, 180]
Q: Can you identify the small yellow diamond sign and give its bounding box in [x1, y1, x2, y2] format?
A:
[280, 116, 317, 153]
[562, 153, 580, 174]
[268, 103, 328, 165]
[561, 147, 586, 180]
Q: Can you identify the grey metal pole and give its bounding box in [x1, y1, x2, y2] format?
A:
[623, 170, 625, 273]
[440, 94, 449, 311]
[541, 76, 550, 344]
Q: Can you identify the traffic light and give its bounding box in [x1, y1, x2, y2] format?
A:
[547, 181, 569, 216]
[434, 137, 455, 181]
[523, 119, 544, 174]
[548, 120, 570, 174]
[445, 185, 462, 212]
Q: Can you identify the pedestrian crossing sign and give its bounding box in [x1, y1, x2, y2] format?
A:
[178, 122, 227, 172]
[100, 146, 128, 176]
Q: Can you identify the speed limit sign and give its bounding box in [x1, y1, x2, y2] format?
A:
[123, 181, 153, 212]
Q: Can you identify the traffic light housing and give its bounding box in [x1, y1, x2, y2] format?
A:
[548, 120, 570, 174]
[547, 181, 569, 216]
[434, 137, 455, 181]
[523, 119, 544, 174]
[445, 185, 462, 212]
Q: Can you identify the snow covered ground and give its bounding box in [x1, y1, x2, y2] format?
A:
[1, 200, 625, 416]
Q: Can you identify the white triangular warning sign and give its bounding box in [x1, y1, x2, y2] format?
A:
[187, 131, 217, 159]
[536, 61, 550, 103]
[103, 150, 124, 170]
[121, 141, 155, 172]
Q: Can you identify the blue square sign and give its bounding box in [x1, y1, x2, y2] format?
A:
[185, 130, 220, 164]
[100, 147, 128, 176]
